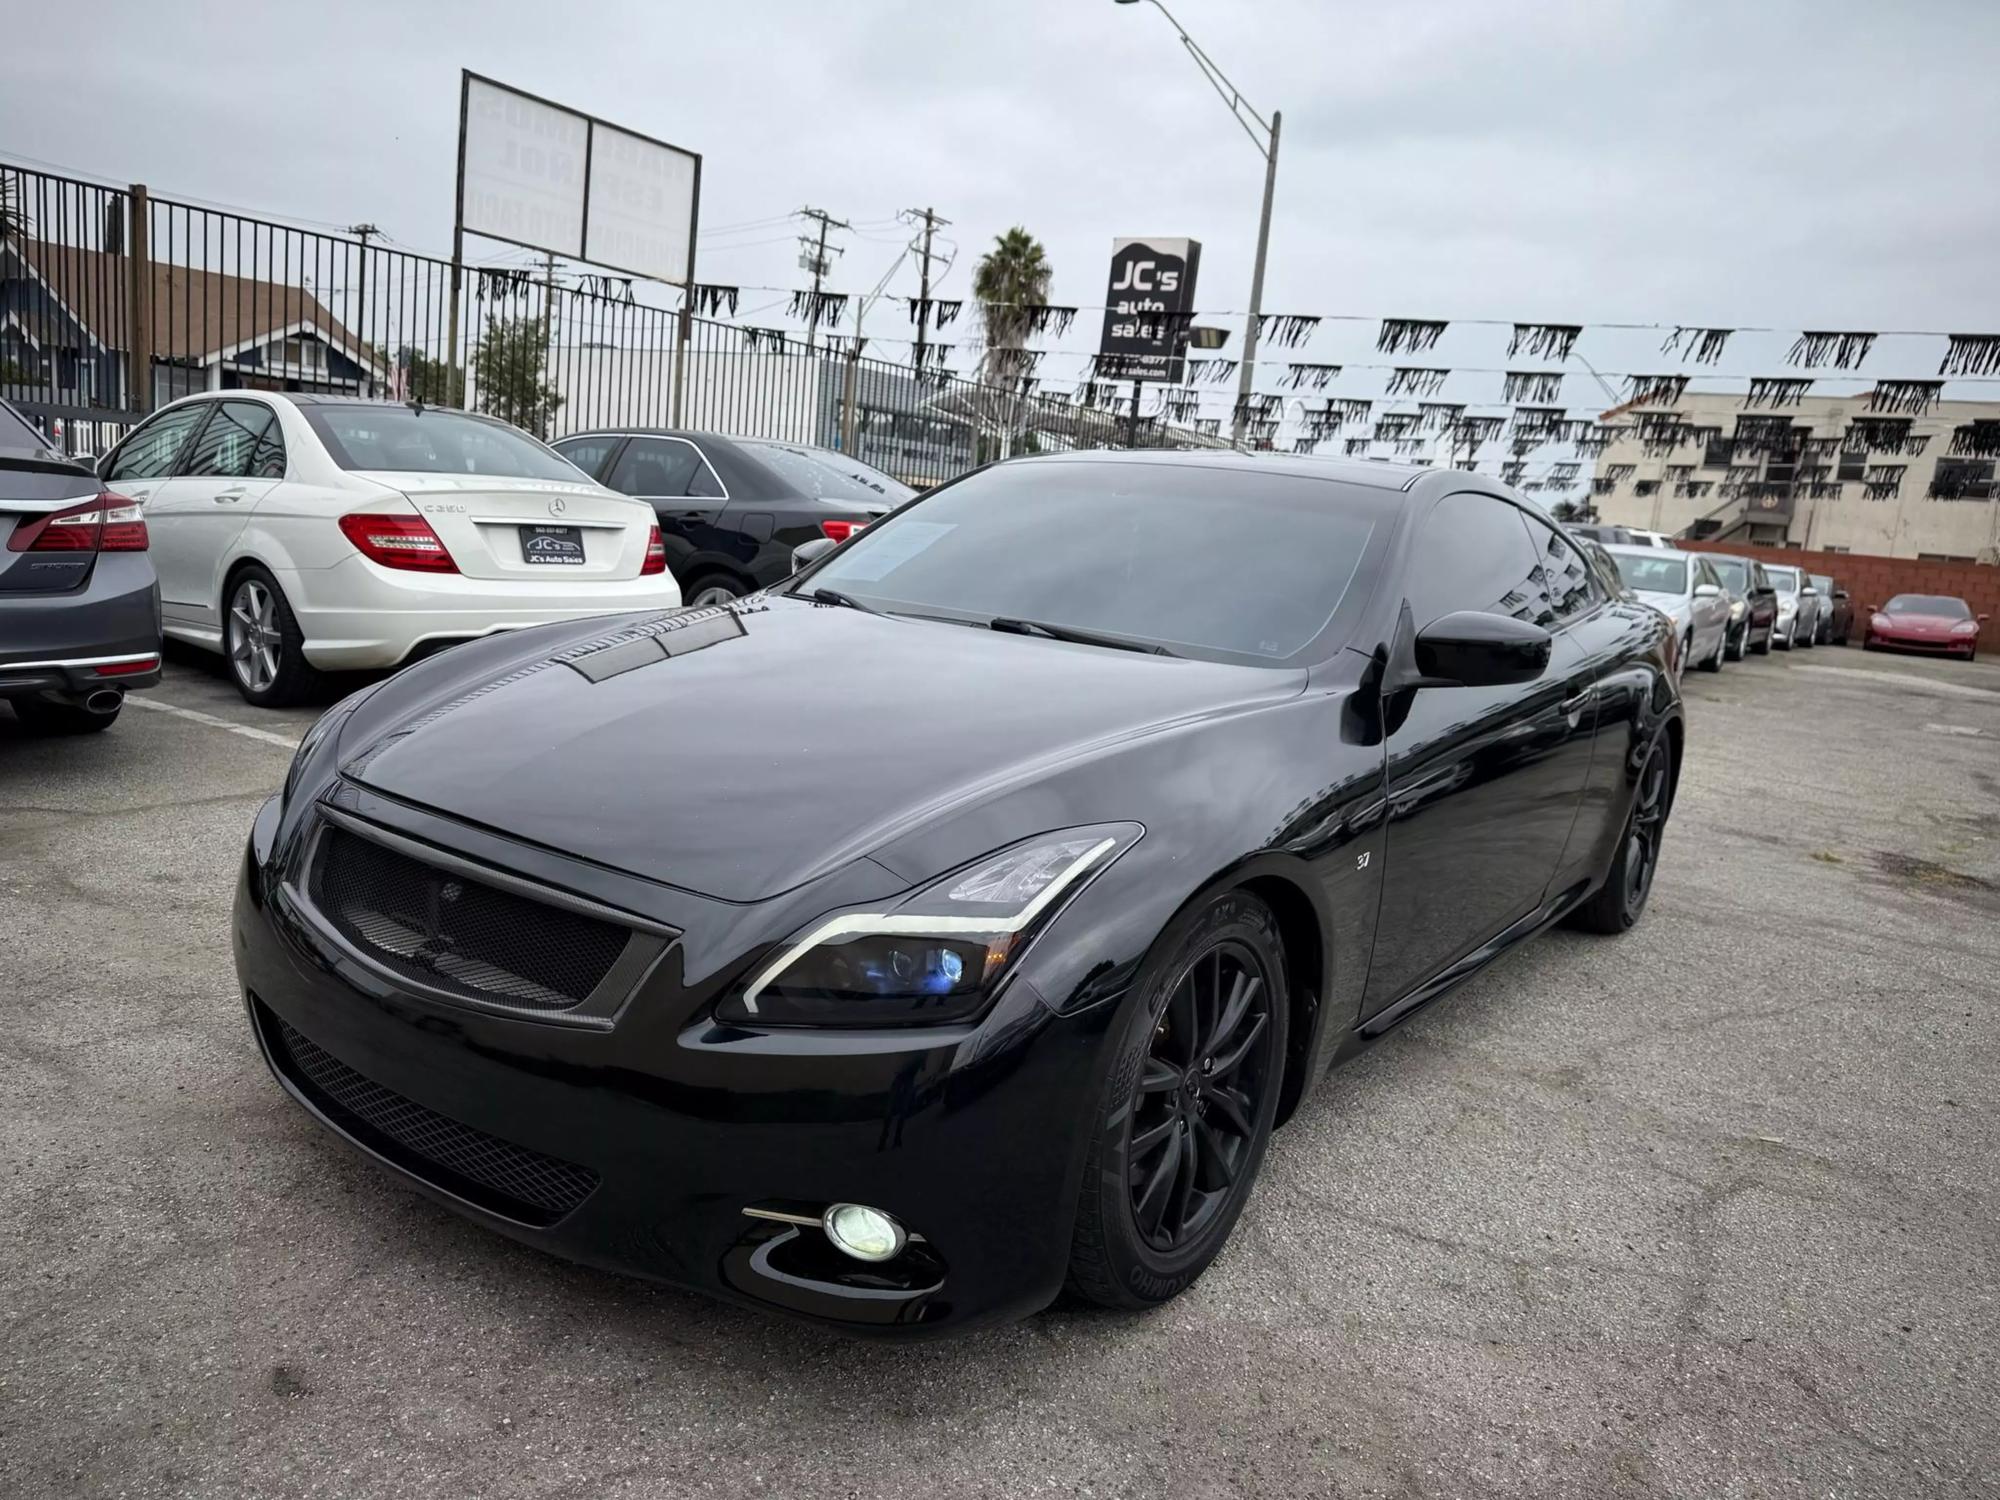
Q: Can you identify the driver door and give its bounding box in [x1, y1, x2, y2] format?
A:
[1361, 492, 1597, 1018]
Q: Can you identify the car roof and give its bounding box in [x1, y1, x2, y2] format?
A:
[1004, 447, 1435, 493]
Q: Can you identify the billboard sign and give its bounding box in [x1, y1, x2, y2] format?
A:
[456, 72, 699, 287]
[1097, 237, 1201, 383]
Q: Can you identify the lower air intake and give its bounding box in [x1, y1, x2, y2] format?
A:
[261, 1002, 598, 1226]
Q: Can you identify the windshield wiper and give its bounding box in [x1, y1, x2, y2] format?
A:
[809, 587, 882, 615]
[986, 616, 1176, 657]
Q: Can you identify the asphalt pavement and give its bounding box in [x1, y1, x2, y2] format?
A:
[2, 639, 1997, 1499]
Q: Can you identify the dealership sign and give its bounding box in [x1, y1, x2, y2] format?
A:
[1097, 237, 1202, 383]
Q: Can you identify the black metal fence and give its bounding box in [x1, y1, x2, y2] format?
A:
[0, 160, 1229, 484]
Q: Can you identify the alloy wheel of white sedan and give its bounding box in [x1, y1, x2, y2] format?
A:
[228, 577, 282, 695]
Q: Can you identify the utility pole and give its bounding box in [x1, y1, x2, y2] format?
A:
[902, 206, 951, 375]
[796, 206, 849, 354]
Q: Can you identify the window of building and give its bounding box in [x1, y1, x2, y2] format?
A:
[1930, 458, 1995, 501]
[1837, 451, 1866, 483]
[1635, 479, 1660, 497]
[1702, 437, 1733, 469]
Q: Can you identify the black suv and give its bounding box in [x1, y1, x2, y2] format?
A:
[552, 430, 914, 607]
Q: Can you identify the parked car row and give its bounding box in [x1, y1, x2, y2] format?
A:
[1576, 538, 1986, 671]
[2, 394, 917, 724]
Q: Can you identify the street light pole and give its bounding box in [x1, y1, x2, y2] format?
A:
[1113, 0, 1278, 448]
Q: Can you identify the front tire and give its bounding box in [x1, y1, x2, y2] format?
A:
[1570, 731, 1672, 934]
[225, 567, 324, 707]
[1752, 625, 1773, 656]
[1066, 890, 1289, 1311]
[1699, 630, 1724, 672]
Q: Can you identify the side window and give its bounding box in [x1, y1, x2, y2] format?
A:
[180, 401, 280, 479]
[686, 459, 725, 498]
[1519, 517, 1602, 624]
[1407, 493, 1547, 630]
[552, 435, 620, 482]
[105, 404, 209, 482]
[608, 437, 702, 497]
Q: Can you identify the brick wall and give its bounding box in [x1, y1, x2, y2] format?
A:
[1681, 541, 1998, 648]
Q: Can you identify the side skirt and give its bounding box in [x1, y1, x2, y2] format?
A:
[1324, 877, 1594, 1069]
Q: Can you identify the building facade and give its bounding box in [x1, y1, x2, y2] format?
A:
[1586, 389, 2000, 563]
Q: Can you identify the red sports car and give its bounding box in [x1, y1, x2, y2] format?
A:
[1862, 593, 1988, 660]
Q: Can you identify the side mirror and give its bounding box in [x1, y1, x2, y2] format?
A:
[1834, 590, 1849, 601]
[790, 536, 838, 573]
[1980, 613, 1992, 624]
[1693, 582, 1721, 599]
[1412, 611, 1552, 688]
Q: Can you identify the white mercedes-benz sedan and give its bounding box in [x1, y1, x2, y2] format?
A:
[98, 394, 680, 704]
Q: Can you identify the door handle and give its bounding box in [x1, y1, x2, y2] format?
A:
[215, 489, 248, 503]
[1559, 688, 1595, 716]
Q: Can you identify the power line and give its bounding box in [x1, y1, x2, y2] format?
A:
[794, 206, 849, 354]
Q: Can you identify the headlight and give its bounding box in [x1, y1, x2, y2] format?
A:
[1872, 614, 1892, 630]
[720, 823, 1141, 1027]
[282, 692, 369, 804]
[1729, 600, 1746, 620]
[1952, 620, 1979, 635]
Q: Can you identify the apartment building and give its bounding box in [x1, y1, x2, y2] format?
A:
[1586, 389, 2000, 562]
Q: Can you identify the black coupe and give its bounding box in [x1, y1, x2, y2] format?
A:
[235, 452, 1683, 1335]
[551, 428, 913, 607]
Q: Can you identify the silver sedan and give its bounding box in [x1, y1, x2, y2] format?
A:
[1602, 544, 1733, 677]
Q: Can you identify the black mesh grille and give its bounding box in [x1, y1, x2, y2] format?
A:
[309, 825, 627, 1011]
[261, 1004, 598, 1225]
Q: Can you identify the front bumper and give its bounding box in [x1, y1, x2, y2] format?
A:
[232, 792, 1119, 1336]
[1868, 630, 1976, 656]
[288, 555, 685, 671]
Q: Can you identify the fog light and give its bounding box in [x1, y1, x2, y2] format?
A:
[822, 1202, 906, 1262]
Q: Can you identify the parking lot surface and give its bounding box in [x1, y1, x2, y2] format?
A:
[3, 643, 1997, 1499]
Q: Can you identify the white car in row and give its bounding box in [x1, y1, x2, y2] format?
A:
[1600, 542, 1733, 677]
[98, 395, 680, 704]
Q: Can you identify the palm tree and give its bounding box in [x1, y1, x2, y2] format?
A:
[973, 227, 1051, 390]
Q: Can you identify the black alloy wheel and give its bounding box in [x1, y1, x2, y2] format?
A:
[1127, 942, 1272, 1252]
[1067, 892, 1289, 1309]
[1571, 732, 1672, 934]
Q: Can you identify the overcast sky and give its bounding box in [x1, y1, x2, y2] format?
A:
[6, 0, 1999, 410]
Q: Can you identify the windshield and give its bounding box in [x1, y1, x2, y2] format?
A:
[738, 440, 915, 505]
[1810, 575, 1833, 593]
[1767, 566, 1801, 593]
[302, 406, 585, 481]
[797, 460, 1388, 665]
[1610, 553, 1687, 594]
[1709, 556, 1750, 590]
[1885, 594, 1971, 618]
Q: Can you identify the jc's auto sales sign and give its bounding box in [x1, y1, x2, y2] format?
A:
[1097, 237, 1202, 384]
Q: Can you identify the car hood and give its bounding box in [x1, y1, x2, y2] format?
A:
[1632, 589, 1689, 617]
[1877, 612, 1968, 633]
[339, 598, 1304, 902]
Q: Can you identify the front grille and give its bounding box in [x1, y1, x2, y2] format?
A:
[308, 825, 627, 1012]
[260, 1002, 598, 1226]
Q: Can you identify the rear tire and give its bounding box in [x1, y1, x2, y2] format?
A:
[10, 697, 120, 734]
[224, 566, 324, 708]
[1066, 890, 1289, 1311]
[1570, 731, 1672, 934]
[682, 571, 747, 610]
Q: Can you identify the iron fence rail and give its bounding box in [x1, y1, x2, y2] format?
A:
[0, 159, 1227, 482]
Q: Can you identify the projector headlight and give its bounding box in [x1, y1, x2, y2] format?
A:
[721, 823, 1141, 1027]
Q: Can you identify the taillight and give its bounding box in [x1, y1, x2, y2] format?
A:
[819, 519, 866, 544]
[6, 492, 147, 553]
[337, 512, 457, 573]
[641, 524, 667, 575]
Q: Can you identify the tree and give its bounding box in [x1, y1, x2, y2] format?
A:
[973, 227, 1051, 390]
[471, 315, 562, 434]
[395, 346, 465, 408]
